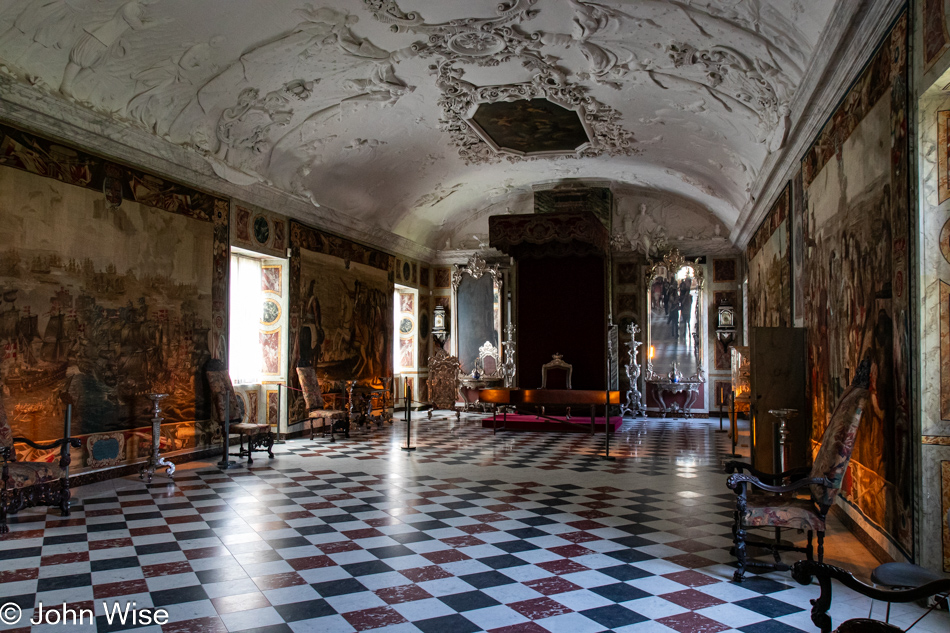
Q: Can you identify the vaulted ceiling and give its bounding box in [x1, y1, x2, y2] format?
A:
[0, 0, 840, 254]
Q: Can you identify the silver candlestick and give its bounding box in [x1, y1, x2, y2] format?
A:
[502, 323, 517, 388]
[140, 393, 175, 483]
[621, 323, 645, 417]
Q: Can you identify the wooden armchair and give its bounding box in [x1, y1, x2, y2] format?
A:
[297, 365, 348, 441]
[426, 348, 461, 420]
[725, 358, 870, 582]
[791, 560, 950, 633]
[0, 390, 81, 534]
[206, 359, 274, 465]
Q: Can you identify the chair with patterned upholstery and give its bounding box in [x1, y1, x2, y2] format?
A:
[206, 359, 274, 465]
[0, 389, 81, 534]
[297, 364, 348, 441]
[426, 349, 461, 420]
[725, 358, 871, 582]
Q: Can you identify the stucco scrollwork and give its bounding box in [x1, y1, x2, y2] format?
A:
[451, 255, 501, 291]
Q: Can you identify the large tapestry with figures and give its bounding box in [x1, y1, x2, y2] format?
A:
[288, 221, 393, 421]
[0, 123, 228, 472]
[748, 183, 791, 328]
[802, 14, 912, 556]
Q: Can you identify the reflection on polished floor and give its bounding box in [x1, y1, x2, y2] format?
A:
[0, 414, 945, 633]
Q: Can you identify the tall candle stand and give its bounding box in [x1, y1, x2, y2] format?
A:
[140, 393, 175, 483]
[502, 323, 517, 388]
[620, 323, 645, 417]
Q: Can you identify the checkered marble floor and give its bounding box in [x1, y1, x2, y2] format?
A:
[0, 414, 946, 633]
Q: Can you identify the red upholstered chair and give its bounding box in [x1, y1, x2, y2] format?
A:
[0, 389, 81, 534]
[206, 359, 274, 465]
[296, 365, 348, 441]
[725, 358, 870, 582]
[541, 353, 572, 389]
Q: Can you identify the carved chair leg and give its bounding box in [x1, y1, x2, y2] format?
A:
[733, 524, 748, 582]
[266, 433, 275, 459]
[0, 498, 7, 534]
[60, 480, 71, 517]
[817, 531, 824, 563]
[311, 419, 316, 441]
[806, 531, 814, 561]
[244, 434, 253, 465]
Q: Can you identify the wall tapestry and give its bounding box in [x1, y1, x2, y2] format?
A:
[791, 170, 805, 326]
[939, 111, 950, 204]
[924, 0, 950, 70]
[748, 183, 791, 328]
[802, 13, 912, 556]
[942, 281, 950, 420]
[288, 221, 393, 421]
[0, 123, 227, 472]
[943, 461, 950, 572]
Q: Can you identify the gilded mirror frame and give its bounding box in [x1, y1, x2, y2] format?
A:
[451, 255, 503, 375]
[644, 249, 705, 382]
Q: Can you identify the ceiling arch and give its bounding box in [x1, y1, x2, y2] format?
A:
[0, 0, 839, 252]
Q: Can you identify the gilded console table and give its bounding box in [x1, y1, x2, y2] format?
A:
[648, 380, 702, 418]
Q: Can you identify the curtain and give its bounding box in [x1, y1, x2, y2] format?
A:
[229, 254, 263, 384]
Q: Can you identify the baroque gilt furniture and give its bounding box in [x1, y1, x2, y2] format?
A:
[620, 322, 645, 417]
[502, 323, 517, 388]
[206, 359, 275, 465]
[452, 254, 503, 377]
[426, 348, 461, 420]
[297, 365, 348, 441]
[0, 390, 81, 534]
[791, 560, 950, 633]
[725, 359, 870, 582]
[459, 340, 504, 411]
[139, 393, 175, 483]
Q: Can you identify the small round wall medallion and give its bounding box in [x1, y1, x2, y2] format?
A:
[941, 216, 950, 265]
[262, 299, 280, 326]
[253, 215, 270, 245]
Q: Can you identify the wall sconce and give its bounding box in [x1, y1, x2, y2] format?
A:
[432, 304, 449, 349]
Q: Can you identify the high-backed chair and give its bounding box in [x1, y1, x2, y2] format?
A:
[0, 390, 81, 534]
[427, 349, 461, 420]
[206, 359, 274, 465]
[725, 358, 870, 582]
[297, 365, 348, 441]
[541, 353, 572, 389]
[478, 341, 502, 379]
[791, 560, 950, 633]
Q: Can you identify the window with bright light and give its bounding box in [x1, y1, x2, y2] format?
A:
[229, 254, 263, 384]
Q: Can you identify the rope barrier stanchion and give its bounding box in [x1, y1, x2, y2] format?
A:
[218, 397, 237, 470]
[401, 384, 416, 452]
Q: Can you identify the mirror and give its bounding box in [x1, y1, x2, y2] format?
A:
[452, 256, 502, 375]
[646, 250, 704, 381]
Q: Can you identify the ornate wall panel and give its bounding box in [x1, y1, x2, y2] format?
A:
[802, 14, 912, 556]
[0, 123, 227, 472]
[748, 183, 791, 328]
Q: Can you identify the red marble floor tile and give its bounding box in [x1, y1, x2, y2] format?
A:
[164, 514, 202, 525]
[510, 482, 542, 489]
[422, 549, 471, 564]
[143, 561, 194, 577]
[287, 555, 338, 571]
[45, 518, 86, 528]
[161, 615, 228, 633]
[176, 484, 211, 491]
[496, 495, 529, 503]
[657, 612, 731, 633]
[40, 552, 90, 566]
[317, 540, 362, 555]
[342, 485, 373, 493]
[342, 528, 385, 540]
[536, 559, 590, 575]
[523, 577, 582, 596]
[85, 508, 123, 518]
[130, 526, 171, 537]
[665, 554, 718, 569]
[565, 520, 606, 530]
[404, 498, 435, 507]
[485, 504, 519, 512]
[120, 500, 154, 508]
[374, 584, 433, 604]
[471, 512, 509, 523]
[660, 588, 726, 610]
[302, 502, 335, 510]
[3, 529, 44, 540]
[457, 523, 499, 535]
[184, 546, 231, 560]
[89, 537, 134, 550]
[275, 510, 312, 520]
[579, 501, 613, 509]
[94, 579, 150, 599]
[508, 597, 573, 620]
[364, 517, 400, 527]
[575, 509, 610, 520]
[489, 623, 549, 633]
[399, 566, 453, 583]
[309, 470, 335, 476]
[661, 570, 720, 588]
[666, 539, 716, 553]
[342, 606, 408, 631]
[323, 493, 354, 501]
[547, 544, 594, 558]
[0, 568, 39, 582]
[440, 535, 485, 548]
[417, 490, 448, 498]
[211, 591, 271, 614]
[252, 572, 307, 591]
[557, 531, 600, 544]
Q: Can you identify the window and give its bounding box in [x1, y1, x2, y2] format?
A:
[229, 254, 263, 384]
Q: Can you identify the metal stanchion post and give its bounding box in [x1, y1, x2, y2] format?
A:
[725, 389, 741, 458]
[218, 397, 237, 469]
[273, 384, 286, 444]
[602, 400, 615, 461]
[401, 384, 416, 451]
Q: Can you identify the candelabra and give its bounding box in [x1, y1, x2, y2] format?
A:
[502, 323, 517, 388]
[620, 323, 645, 417]
[140, 393, 175, 483]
